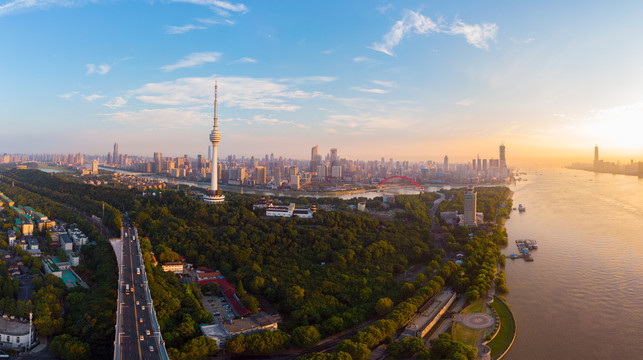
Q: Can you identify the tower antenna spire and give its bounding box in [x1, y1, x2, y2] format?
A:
[214, 81, 218, 128]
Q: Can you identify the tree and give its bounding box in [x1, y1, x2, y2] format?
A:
[375, 297, 394, 316]
[387, 336, 424, 359]
[336, 340, 371, 360]
[50, 334, 90, 360]
[292, 325, 321, 348]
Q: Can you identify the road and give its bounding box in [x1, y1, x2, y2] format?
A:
[116, 223, 162, 360]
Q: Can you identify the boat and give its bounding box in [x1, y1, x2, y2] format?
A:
[518, 204, 526, 212]
[531, 240, 538, 249]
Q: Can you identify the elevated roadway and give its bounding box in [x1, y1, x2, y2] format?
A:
[114, 222, 169, 360]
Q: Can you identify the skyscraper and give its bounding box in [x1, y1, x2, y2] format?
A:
[443, 155, 449, 173]
[464, 186, 477, 226]
[204, 82, 225, 204]
[153, 152, 162, 173]
[113, 143, 119, 165]
[330, 148, 338, 166]
[499, 144, 506, 169]
[311, 145, 319, 171]
[594, 145, 599, 167]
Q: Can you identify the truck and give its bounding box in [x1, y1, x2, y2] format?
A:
[125, 284, 130, 294]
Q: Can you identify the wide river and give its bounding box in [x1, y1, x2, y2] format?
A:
[503, 168, 643, 359]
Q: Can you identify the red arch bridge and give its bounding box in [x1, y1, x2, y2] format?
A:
[378, 176, 425, 192]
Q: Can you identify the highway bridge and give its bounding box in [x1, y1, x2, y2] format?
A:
[114, 222, 169, 360]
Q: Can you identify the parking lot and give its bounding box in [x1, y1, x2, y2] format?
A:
[202, 296, 236, 323]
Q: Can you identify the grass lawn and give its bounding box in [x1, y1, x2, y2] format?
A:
[452, 299, 485, 345]
[453, 322, 480, 345]
[488, 296, 516, 359]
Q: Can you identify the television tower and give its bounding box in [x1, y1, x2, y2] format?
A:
[203, 81, 225, 204]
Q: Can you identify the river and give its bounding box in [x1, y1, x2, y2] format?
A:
[502, 168, 643, 359]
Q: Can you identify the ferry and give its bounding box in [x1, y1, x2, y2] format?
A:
[518, 204, 526, 212]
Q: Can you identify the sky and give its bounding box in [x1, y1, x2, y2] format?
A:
[2, 0, 643, 166]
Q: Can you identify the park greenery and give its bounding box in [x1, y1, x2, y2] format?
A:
[487, 297, 516, 359]
[0, 169, 514, 359]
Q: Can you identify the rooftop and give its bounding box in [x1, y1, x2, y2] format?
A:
[0, 317, 32, 336]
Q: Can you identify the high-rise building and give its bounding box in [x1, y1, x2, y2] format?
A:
[443, 155, 449, 172]
[255, 166, 266, 186]
[594, 145, 599, 167]
[274, 167, 282, 187]
[204, 82, 225, 203]
[290, 174, 300, 190]
[154, 152, 162, 173]
[330, 148, 338, 166]
[499, 144, 506, 169]
[464, 186, 477, 226]
[331, 165, 342, 179]
[92, 160, 98, 173]
[113, 143, 119, 165]
[311, 145, 319, 171]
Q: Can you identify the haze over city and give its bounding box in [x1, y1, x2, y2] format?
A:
[2, 0, 643, 166]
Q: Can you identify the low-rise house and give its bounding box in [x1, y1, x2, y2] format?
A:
[200, 312, 278, 349]
[161, 262, 183, 273]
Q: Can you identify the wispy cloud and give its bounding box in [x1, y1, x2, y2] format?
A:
[371, 10, 498, 55]
[84, 94, 105, 101]
[166, 24, 206, 34]
[58, 91, 78, 99]
[353, 56, 371, 63]
[86, 63, 111, 75]
[377, 4, 393, 14]
[320, 49, 334, 55]
[448, 19, 497, 49]
[172, 0, 248, 17]
[455, 98, 476, 106]
[510, 37, 535, 44]
[161, 52, 221, 71]
[371, 80, 395, 88]
[351, 87, 389, 94]
[127, 75, 324, 111]
[196, 17, 235, 25]
[103, 96, 127, 108]
[233, 57, 257, 63]
[0, 0, 87, 16]
[101, 107, 210, 129]
[370, 10, 442, 56]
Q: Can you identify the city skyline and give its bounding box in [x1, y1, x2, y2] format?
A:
[2, 1, 643, 165]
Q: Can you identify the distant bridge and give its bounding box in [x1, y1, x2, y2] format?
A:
[378, 176, 425, 192]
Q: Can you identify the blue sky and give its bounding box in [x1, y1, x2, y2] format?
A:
[1, 0, 643, 165]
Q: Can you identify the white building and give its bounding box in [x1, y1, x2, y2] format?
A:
[67, 227, 88, 248]
[0, 316, 35, 350]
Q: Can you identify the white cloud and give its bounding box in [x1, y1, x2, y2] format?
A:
[371, 11, 498, 55]
[455, 98, 476, 106]
[353, 56, 371, 63]
[371, 80, 395, 88]
[322, 113, 410, 131]
[103, 96, 127, 108]
[370, 10, 442, 56]
[448, 19, 498, 49]
[320, 49, 334, 55]
[127, 75, 323, 111]
[234, 57, 257, 63]
[0, 0, 86, 16]
[101, 107, 210, 129]
[172, 0, 248, 16]
[58, 91, 78, 99]
[278, 76, 336, 85]
[351, 87, 389, 94]
[166, 24, 206, 34]
[161, 52, 221, 72]
[86, 63, 111, 75]
[84, 94, 105, 101]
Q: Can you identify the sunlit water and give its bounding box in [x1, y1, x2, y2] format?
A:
[502, 168, 643, 359]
